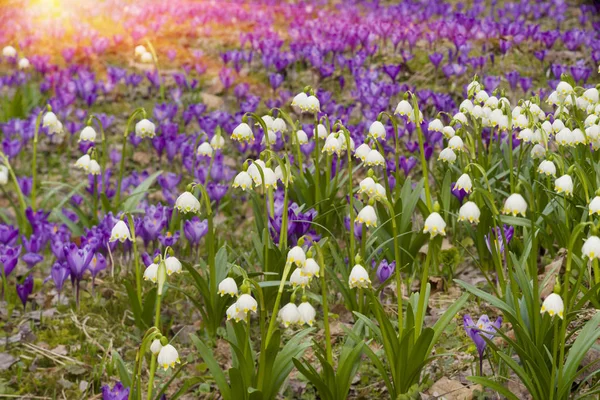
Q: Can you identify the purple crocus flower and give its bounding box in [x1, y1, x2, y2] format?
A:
[158, 231, 180, 247]
[451, 182, 469, 204]
[344, 216, 363, 241]
[0, 224, 19, 246]
[63, 243, 94, 280]
[89, 253, 107, 279]
[50, 262, 70, 297]
[0, 245, 21, 278]
[463, 314, 502, 374]
[184, 217, 208, 245]
[16, 274, 34, 309]
[376, 260, 395, 283]
[102, 382, 130, 400]
[485, 225, 515, 255]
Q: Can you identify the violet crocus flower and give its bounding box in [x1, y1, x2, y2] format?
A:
[50, 262, 70, 298]
[63, 243, 93, 305]
[16, 274, 34, 309]
[376, 259, 395, 283]
[463, 314, 502, 374]
[344, 216, 363, 241]
[485, 225, 515, 255]
[101, 381, 130, 400]
[451, 182, 469, 204]
[0, 245, 21, 278]
[0, 224, 19, 246]
[158, 231, 180, 247]
[184, 217, 208, 245]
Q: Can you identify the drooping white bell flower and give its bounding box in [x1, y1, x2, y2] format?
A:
[448, 136, 464, 151]
[502, 194, 527, 216]
[423, 212, 446, 237]
[554, 174, 573, 196]
[271, 117, 286, 133]
[89, 160, 101, 175]
[226, 303, 246, 322]
[232, 171, 253, 191]
[231, 123, 254, 142]
[196, 142, 213, 157]
[348, 264, 370, 288]
[354, 143, 371, 162]
[459, 99, 474, 113]
[291, 92, 308, 113]
[157, 344, 180, 371]
[364, 149, 385, 167]
[531, 144, 546, 159]
[210, 134, 225, 150]
[513, 114, 529, 129]
[358, 177, 376, 195]
[572, 128, 586, 145]
[356, 205, 377, 227]
[278, 303, 301, 327]
[43, 112, 58, 129]
[143, 263, 158, 282]
[287, 246, 306, 267]
[150, 339, 163, 355]
[556, 81, 574, 98]
[2, 46, 16, 58]
[236, 294, 258, 314]
[540, 293, 564, 319]
[485, 96, 499, 109]
[541, 120, 553, 135]
[442, 126, 455, 138]
[313, 124, 328, 140]
[296, 130, 309, 144]
[140, 52, 153, 64]
[454, 174, 473, 193]
[260, 115, 274, 130]
[467, 80, 482, 94]
[537, 160, 556, 177]
[79, 126, 97, 142]
[247, 160, 266, 184]
[175, 191, 201, 213]
[428, 118, 443, 132]
[260, 129, 277, 146]
[583, 88, 599, 104]
[301, 258, 320, 278]
[75, 154, 91, 171]
[260, 167, 278, 189]
[298, 302, 316, 326]
[305, 95, 320, 113]
[110, 220, 131, 242]
[458, 202, 480, 224]
[373, 183, 386, 201]
[588, 196, 600, 216]
[409, 109, 424, 124]
[555, 128, 575, 146]
[453, 112, 468, 125]
[471, 105, 484, 120]
[582, 236, 600, 260]
[322, 133, 342, 155]
[0, 166, 8, 185]
[135, 119, 156, 138]
[394, 100, 413, 116]
[368, 121, 386, 140]
[165, 256, 182, 275]
[218, 277, 238, 297]
[552, 119, 565, 133]
[290, 268, 311, 288]
[438, 148, 457, 163]
[18, 58, 29, 69]
[585, 115, 599, 129]
[134, 45, 147, 57]
[517, 128, 534, 143]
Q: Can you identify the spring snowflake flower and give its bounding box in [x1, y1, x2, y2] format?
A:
[296, 130, 308, 144]
[278, 303, 301, 327]
[531, 144, 546, 159]
[236, 294, 258, 314]
[290, 268, 311, 288]
[583, 88, 599, 104]
[301, 258, 320, 278]
[589, 196, 600, 215]
[75, 154, 91, 171]
[0, 166, 7, 185]
[394, 100, 412, 116]
[306, 95, 320, 113]
[110, 220, 131, 242]
[442, 126, 455, 138]
[349, 264, 370, 288]
[552, 119, 565, 134]
[513, 114, 529, 129]
[364, 149, 385, 166]
[261, 129, 277, 146]
[271, 117, 286, 133]
[196, 142, 213, 157]
[218, 277, 238, 297]
[313, 124, 328, 140]
[79, 126, 97, 142]
[298, 302, 316, 326]
[231, 123, 254, 142]
[165, 256, 182, 275]
[210, 134, 224, 150]
[258, 167, 278, 189]
[485, 96, 499, 109]
[454, 174, 473, 193]
[175, 191, 201, 213]
[541, 293, 564, 319]
[292, 92, 308, 112]
[572, 128, 586, 145]
[354, 143, 371, 162]
[556, 81, 574, 98]
[358, 177, 376, 195]
[143, 263, 158, 282]
[135, 119, 155, 138]
[373, 183, 386, 201]
[89, 160, 101, 175]
[459, 99, 474, 113]
[157, 344, 180, 371]
[453, 112, 468, 125]
[140, 52, 153, 63]
[226, 303, 246, 322]
[150, 339, 162, 355]
[18, 58, 29, 69]
[467, 80, 482, 94]
[134, 45, 147, 57]
[357, 205, 377, 227]
[423, 212, 446, 237]
[517, 128, 533, 143]
[287, 246, 306, 267]
[554, 174, 573, 196]
[367, 121, 385, 141]
[438, 148, 457, 163]
[502, 194, 527, 216]
[583, 236, 600, 260]
[247, 160, 266, 184]
[537, 160, 556, 177]
[458, 201, 480, 224]
[322, 133, 342, 155]
[585, 115, 599, 129]
[448, 136, 465, 152]
[428, 119, 443, 132]
[2, 46, 16, 58]
[232, 171, 253, 191]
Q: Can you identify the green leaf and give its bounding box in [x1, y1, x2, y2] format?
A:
[190, 334, 232, 400]
[120, 170, 162, 212]
[112, 351, 132, 388]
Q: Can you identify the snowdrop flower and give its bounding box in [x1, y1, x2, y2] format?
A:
[298, 302, 316, 326]
[157, 344, 180, 371]
[287, 246, 306, 267]
[438, 148, 457, 163]
[454, 174, 473, 193]
[555, 128, 574, 146]
[358, 177, 376, 195]
[196, 142, 213, 157]
[110, 220, 131, 242]
[423, 212, 446, 237]
[236, 294, 258, 314]
[2, 46, 16, 58]
[150, 339, 162, 355]
[554, 174, 573, 196]
[354, 143, 371, 162]
[448, 136, 464, 151]
[175, 191, 201, 213]
[278, 303, 301, 327]
[368, 121, 386, 140]
[232, 171, 253, 191]
[458, 202, 480, 224]
[322, 133, 342, 155]
[75, 154, 91, 171]
[296, 130, 308, 144]
[502, 194, 527, 216]
[226, 303, 246, 322]
[301, 258, 320, 278]
[583, 236, 600, 260]
[556, 81, 574, 98]
[429, 119, 443, 132]
[589, 196, 600, 215]
[79, 126, 97, 142]
[349, 264, 370, 288]
[18, 58, 29, 69]
[134, 45, 147, 57]
[231, 123, 254, 142]
[540, 293, 564, 319]
[537, 160, 556, 177]
[290, 268, 311, 288]
[89, 160, 101, 175]
[453, 112, 468, 125]
[0, 166, 7, 185]
[218, 277, 238, 297]
[442, 126, 455, 138]
[313, 124, 327, 140]
[210, 134, 224, 150]
[356, 205, 377, 227]
[135, 119, 156, 138]
[144, 263, 158, 282]
[364, 149, 385, 166]
[291, 92, 308, 113]
[165, 256, 182, 275]
[531, 144, 546, 159]
[459, 99, 474, 113]
[140, 52, 153, 64]
[394, 100, 413, 116]
[306, 95, 320, 113]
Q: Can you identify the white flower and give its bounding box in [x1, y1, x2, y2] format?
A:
[454, 174, 473, 193]
[134, 45, 147, 57]
[2, 46, 16, 58]
[322, 133, 342, 155]
[89, 160, 101, 175]
[583, 236, 600, 260]
[589, 196, 600, 216]
[537, 160, 556, 177]
[583, 88, 599, 104]
[278, 303, 301, 327]
[210, 134, 225, 150]
[301, 258, 320, 278]
[18, 58, 29, 69]
[260, 167, 278, 189]
[110, 220, 131, 242]
[236, 294, 258, 313]
[247, 160, 266, 184]
[292, 92, 308, 113]
[0, 166, 7, 185]
[442, 126, 455, 138]
[349, 264, 370, 288]
[373, 183, 386, 201]
[364, 149, 385, 166]
[218, 277, 238, 297]
[157, 344, 180, 371]
[272, 118, 286, 133]
[354, 143, 371, 161]
[531, 144, 546, 159]
[394, 100, 413, 116]
[556, 81, 574, 98]
[274, 165, 292, 183]
[287, 246, 306, 267]
[459, 99, 474, 113]
[233, 171, 253, 191]
[438, 148, 457, 163]
[517, 128, 534, 143]
[428, 119, 443, 132]
[75, 154, 91, 171]
[165, 256, 182, 275]
[358, 177, 376, 195]
[554, 174, 573, 196]
[585, 115, 599, 129]
[296, 130, 308, 144]
[261, 129, 277, 146]
[150, 339, 162, 355]
[453, 112, 468, 125]
[572, 128, 586, 145]
[135, 119, 156, 138]
[408, 109, 424, 124]
[196, 142, 213, 157]
[471, 105, 484, 119]
[143, 263, 158, 282]
[458, 201, 480, 224]
[369, 121, 386, 140]
[306, 95, 320, 113]
[175, 191, 201, 213]
[43, 112, 58, 129]
[475, 90, 489, 104]
[290, 268, 311, 288]
[513, 114, 529, 129]
[298, 302, 316, 326]
[79, 126, 97, 142]
[485, 96, 499, 109]
[226, 303, 246, 322]
[541, 120, 553, 135]
[552, 119, 565, 134]
[540, 293, 564, 319]
[547, 91, 560, 106]
[448, 136, 464, 151]
[140, 52, 153, 64]
[356, 205, 377, 227]
[467, 80, 482, 94]
[231, 123, 254, 142]
[502, 194, 527, 216]
[555, 128, 574, 146]
[313, 124, 328, 140]
[423, 212, 446, 237]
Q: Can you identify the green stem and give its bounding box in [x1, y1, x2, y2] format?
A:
[549, 320, 559, 400]
[315, 245, 332, 364]
[314, 114, 321, 205]
[90, 115, 108, 172]
[343, 128, 356, 259]
[415, 236, 435, 338]
[116, 109, 145, 207]
[128, 214, 143, 304]
[1, 152, 28, 233]
[279, 186, 289, 250]
[411, 96, 432, 211]
[386, 200, 404, 336]
[265, 261, 293, 346]
[30, 108, 45, 212]
[145, 40, 164, 102]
